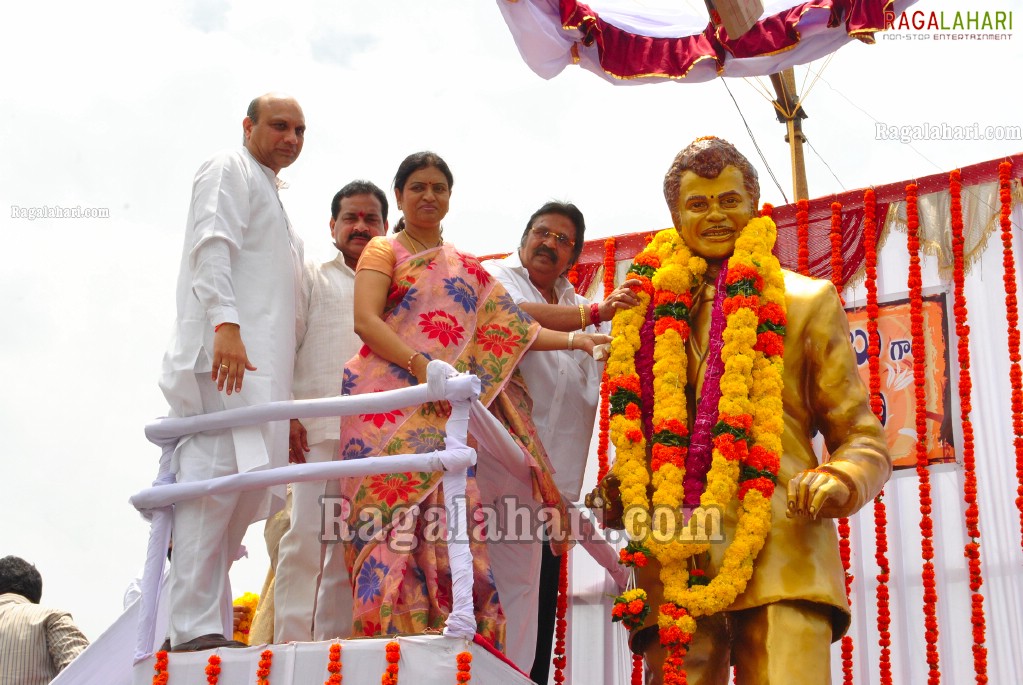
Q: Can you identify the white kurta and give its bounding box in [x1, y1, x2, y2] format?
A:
[484, 252, 603, 501]
[291, 255, 362, 443]
[159, 147, 303, 645]
[479, 252, 604, 671]
[275, 254, 361, 642]
[160, 147, 303, 480]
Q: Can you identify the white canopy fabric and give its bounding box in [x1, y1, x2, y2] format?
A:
[498, 0, 917, 84]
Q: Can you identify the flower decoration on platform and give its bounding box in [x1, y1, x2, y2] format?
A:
[382, 640, 400, 685]
[325, 642, 343, 685]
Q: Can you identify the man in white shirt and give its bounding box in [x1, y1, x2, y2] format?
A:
[273, 181, 388, 643]
[482, 202, 639, 680]
[159, 93, 306, 652]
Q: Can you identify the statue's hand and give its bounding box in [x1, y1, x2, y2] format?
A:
[786, 469, 851, 520]
[584, 475, 624, 530]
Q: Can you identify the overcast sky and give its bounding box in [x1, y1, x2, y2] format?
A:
[1, 0, 1020, 639]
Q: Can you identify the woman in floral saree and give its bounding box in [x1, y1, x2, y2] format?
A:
[340, 152, 608, 647]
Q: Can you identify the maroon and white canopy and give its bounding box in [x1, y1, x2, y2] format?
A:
[498, 0, 916, 84]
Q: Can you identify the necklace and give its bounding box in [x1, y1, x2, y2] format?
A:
[401, 227, 443, 253]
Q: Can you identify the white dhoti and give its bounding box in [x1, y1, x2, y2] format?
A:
[167, 375, 277, 646]
[273, 439, 353, 642]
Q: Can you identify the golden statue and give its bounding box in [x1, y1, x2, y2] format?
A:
[594, 138, 891, 684]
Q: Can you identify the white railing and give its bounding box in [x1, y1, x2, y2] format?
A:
[129, 361, 483, 663]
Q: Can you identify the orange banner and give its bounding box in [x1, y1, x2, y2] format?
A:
[846, 294, 956, 468]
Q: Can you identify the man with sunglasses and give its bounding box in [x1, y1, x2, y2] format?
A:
[481, 202, 639, 681]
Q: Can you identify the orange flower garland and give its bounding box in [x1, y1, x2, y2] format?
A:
[829, 201, 854, 685]
[998, 161, 1023, 549]
[949, 169, 989, 680]
[631, 653, 645, 685]
[256, 649, 274, 685]
[152, 649, 169, 685]
[597, 236, 617, 484]
[796, 198, 810, 275]
[609, 218, 785, 685]
[206, 654, 222, 685]
[907, 183, 942, 685]
[829, 201, 845, 302]
[552, 553, 569, 683]
[325, 642, 343, 685]
[863, 188, 893, 685]
[382, 641, 400, 685]
[455, 651, 472, 684]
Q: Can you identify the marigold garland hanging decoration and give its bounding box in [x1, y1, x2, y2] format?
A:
[205, 654, 222, 685]
[796, 198, 810, 275]
[552, 553, 569, 683]
[607, 217, 786, 681]
[828, 199, 854, 685]
[325, 641, 343, 685]
[998, 161, 1023, 550]
[907, 183, 942, 685]
[455, 651, 472, 684]
[382, 640, 400, 685]
[949, 168, 989, 681]
[863, 187, 893, 685]
[631, 653, 645, 685]
[152, 650, 169, 685]
[597, 236, 617, 484]
[256, 649, 274, 685]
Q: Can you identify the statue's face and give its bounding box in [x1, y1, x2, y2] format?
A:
[675, 165, 754, 263]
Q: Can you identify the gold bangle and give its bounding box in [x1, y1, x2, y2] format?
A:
[567, 331, 576, 350]
[407, 351, 423, 376]
[579, 304, 587, 330]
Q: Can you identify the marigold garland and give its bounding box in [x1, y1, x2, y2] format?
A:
[256, 649, 274, 685]
[455, 651, 472, 684]
[325, 642, 343, 685]
[907, 183, 942, 685]
[206, 654, 222, 685]
[597, 236, 617, 484]
[152, 649, 169, 685]
[233, 592, 259, 644]
[828, 199, 854, 685]
[829, 201, 845, 303]
[949, 168, 989, 682]
[552, 553, 569, 683]
[998, 161, 1023, 550]
[863, 187, 893, 685]
[631, 653, 645, 685]
[796, 198, 810, 275]
[608, 217, 785, 682]
[382, 641, 400, 685]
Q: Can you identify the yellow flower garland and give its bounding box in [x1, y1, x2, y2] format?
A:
[608, 216, 786, 637]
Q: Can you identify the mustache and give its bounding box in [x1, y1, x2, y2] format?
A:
[533, 245, 558, 261]
[347, 230, 374, 241]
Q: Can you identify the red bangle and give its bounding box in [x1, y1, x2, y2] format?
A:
[590, 302, 601, 326]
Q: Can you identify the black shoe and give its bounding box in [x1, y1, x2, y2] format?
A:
[171, 634, 249, 652]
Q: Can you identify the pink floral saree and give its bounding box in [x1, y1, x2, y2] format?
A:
[339, 237, 560, 648]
